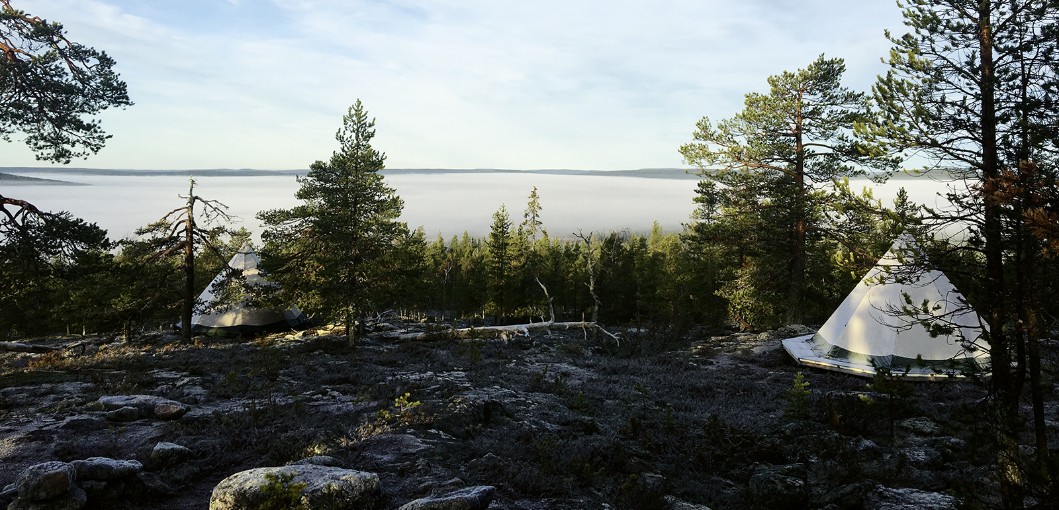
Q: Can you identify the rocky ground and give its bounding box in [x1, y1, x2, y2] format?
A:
[1, 321, 1056, 509]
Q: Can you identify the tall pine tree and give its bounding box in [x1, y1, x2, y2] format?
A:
[259, 100, 406, 341]
[857, 0, 1059, 501]
[680, 55, 892, 325]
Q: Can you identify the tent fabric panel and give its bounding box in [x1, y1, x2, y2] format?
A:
[784, 235, 991, 379]
[189, 243, 306, 334]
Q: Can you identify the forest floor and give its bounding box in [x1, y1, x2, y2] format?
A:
[1, 321, 1056, 509]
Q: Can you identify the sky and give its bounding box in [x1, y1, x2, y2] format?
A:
[0, 0, 907, 171]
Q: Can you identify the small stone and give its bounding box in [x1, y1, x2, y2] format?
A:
[398, 485, 496, 510]
[153, 402, 190, 420]
[14, 462, 76, 501]
[71, 457, 143, 482]
[151, 442, 192, 467]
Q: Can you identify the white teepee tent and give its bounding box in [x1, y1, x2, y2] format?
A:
[782, 235, 990, 379]
[191, 243, 307, 333]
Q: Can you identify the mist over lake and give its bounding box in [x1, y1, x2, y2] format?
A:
[3, 169, 960, 242]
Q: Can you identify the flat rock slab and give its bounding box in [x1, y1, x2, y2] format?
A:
[97, 395, 189, 420]
[71, 457, 142, 482]
[209, 465, 380, 510]
[398, 485, 496, 510]
[865, 486, 958, 510]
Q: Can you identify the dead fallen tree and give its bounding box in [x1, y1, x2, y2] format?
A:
[0, 341, 59, 353]
[395, 321, 621, 343]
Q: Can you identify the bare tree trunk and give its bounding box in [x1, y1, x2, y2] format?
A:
[576, 232, 600, 324]
[345, 310, 356, 348]
[977, 4, 1022, 505]
[787, 111, 807, 325]
[0, 341, 58, 353]
[181, 201, 194, 343]
[535, 276, 556, 323]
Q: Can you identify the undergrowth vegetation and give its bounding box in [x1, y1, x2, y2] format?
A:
[0, 322, 1034, 508]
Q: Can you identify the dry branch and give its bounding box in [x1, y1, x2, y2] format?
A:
[395, 321, 611, 342]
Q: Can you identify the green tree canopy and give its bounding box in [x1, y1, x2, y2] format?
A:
[680, 55, 891, 325]
[259, 100, 407, 340]
[856, 0, 1059, 500]
[0, 199, 109, 338]
[486, 204, 513, 323]
[1, 0, 131, 163]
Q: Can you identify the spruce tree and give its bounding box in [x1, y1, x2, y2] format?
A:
[486, 205, 513, 324]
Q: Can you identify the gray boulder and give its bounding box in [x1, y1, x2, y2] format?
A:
[748, 464, 808, 510]
[864, 486, 958, 510]
[208, 465, 380, 510]
[664, 495, 713, 510]
[71, 457, 143, 482]
[398, 486, 496, 510]
[13, 462, 76, 502]
[96, 395, 189, 420]
[150, 442, 193, 467]
[8, 487, 86, 510]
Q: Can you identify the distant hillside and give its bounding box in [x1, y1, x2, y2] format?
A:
[1, 166, 967, 182]
[382, 168, 701, 180]
[0, 167, 702, 180]
[0, 167, 303, 177]
[0, 172, 85, 185]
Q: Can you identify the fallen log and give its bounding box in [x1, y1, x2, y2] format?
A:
[395, 321, 613, 342]
[0, 341, 59, 353]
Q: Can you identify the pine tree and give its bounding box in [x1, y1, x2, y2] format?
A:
[857, 1, 1059, 500]
[680, 55, 893, 325]
[0, 0, 131, 163]
[259, 100, 406, 341]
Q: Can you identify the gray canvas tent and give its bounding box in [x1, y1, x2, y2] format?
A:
[782, 235, 990, 379]
[191, 243, 307, 334]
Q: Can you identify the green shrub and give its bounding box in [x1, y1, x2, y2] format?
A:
[784, 372, 811, 420]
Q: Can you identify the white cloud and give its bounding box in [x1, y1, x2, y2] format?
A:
[0, 0, 907, 170]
